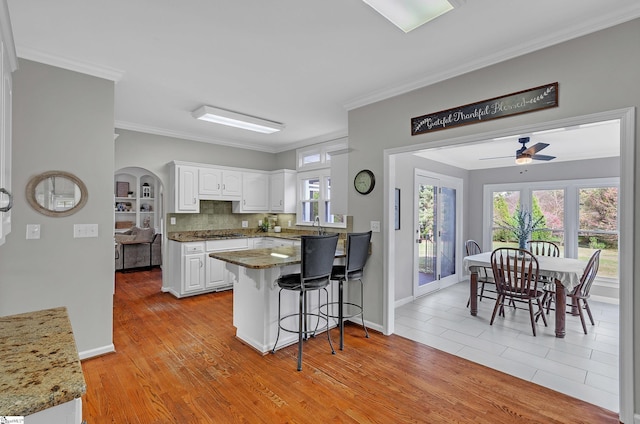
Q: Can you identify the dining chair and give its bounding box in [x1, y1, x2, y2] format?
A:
[526, 240, 560, 257]
[527, 240, 561, 312]
[465, 240, 495, 307]
[490, 247, 548, 336]
[271, 234, 339, 371]
[567, 249, 601, 334]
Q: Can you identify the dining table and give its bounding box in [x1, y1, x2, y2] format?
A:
[463, 251, 588, 338]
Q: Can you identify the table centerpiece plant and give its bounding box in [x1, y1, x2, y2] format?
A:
[501, 207, 545, 250]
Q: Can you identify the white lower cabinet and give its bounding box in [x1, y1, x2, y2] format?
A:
[25, 398, 82, 424]
[205, 238, 249, 290]
[167, 239, 248, 297]
[182, 243, 206, 293]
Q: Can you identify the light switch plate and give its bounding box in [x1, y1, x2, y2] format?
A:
[26, 224, 40, 240]
[370, 221, 381, 233]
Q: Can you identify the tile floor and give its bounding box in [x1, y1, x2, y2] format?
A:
[394, 282, 620, 412]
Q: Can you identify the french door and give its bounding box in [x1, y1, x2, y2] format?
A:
[414, 172, 462, 297]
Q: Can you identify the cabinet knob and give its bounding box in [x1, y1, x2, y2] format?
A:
[0, 188, 13, 212]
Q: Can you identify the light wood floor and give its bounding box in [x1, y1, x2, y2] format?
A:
[81, 269, 619, 423]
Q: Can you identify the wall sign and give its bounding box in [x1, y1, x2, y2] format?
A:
[411, 82, 558, 136]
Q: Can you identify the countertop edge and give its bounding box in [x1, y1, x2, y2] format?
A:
[0, 307, 87, 416]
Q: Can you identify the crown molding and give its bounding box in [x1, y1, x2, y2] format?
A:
[344, 5, 640, 111]
[16, 46, 125, 82]
[115, 120, 348, 155]
[275, 130, 349, 153]
[114, 120, 282, 154]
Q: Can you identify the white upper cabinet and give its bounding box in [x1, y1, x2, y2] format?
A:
[169, 162, 199, 213]
[171, 161, 293, 215]
[233, 171, 269, 213]
[199, 167, 242, 201]
[221, 170, 242, 200]
[270, 170, 296, 213]
[198, 168, 222, 198]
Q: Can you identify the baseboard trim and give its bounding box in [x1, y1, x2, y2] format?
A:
[394, 296, 414, 308]
[79, 344, 115, 360]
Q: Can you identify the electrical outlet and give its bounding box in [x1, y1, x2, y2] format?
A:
[370, 221, 381, 233]
[170, 217, 176, 225]
[258, 220, 262, 226]
[242, 221, 248, 228]
[73, 224, 99, 238]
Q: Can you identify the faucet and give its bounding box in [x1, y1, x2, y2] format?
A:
[313, 216, 323, 235]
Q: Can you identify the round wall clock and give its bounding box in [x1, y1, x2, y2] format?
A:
[354, 169, 375, 195]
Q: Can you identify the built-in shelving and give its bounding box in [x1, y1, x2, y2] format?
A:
[114, 167, 161, 233]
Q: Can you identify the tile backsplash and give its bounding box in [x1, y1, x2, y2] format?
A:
[166, 200, 297, 232]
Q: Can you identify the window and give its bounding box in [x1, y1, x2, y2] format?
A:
[297, 169, 345, 227]
[578, 187, 618, 279]
[296, 139, 348, 228]
[296, 139, 347, 171]
[484, 178, 619, 282]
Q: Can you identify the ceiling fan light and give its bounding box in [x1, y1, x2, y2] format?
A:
[515, 155, 532, 165]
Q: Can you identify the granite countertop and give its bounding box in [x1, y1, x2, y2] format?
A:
[209, 245, 346, 269]
[0, 307, 86, 416]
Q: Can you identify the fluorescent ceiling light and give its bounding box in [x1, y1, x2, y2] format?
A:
[192, 105, 285, 134]
[363, 0, 454, 33]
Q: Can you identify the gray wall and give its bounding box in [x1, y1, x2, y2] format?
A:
[115, 129, 289, 190]
[0, 59, 115, 356]
[393, 154, 468, 301]
[348, 19, 639, 413]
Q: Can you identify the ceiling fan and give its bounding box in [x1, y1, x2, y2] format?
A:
[480, 137, 556, 164]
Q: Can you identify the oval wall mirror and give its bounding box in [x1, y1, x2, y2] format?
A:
[26, 171, 88, 217]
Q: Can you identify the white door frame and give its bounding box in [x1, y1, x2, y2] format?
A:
[413, 170, 463, 297]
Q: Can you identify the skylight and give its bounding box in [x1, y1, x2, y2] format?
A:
[363, 0, 455, 33]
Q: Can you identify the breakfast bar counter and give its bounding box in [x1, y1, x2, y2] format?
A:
[0, 307, 86, 421]
[210, 245, 344, 354]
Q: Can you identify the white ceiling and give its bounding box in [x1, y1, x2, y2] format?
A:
[6, 1, 640, 153]
[414, 119, 621, 170]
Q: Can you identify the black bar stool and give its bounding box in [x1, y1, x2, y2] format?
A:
[271, 234, 339, 371]
[321, 231, 371, 350]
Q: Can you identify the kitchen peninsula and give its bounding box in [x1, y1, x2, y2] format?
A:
[165, 230, 313, 298]
[209, 242, 345, 354]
